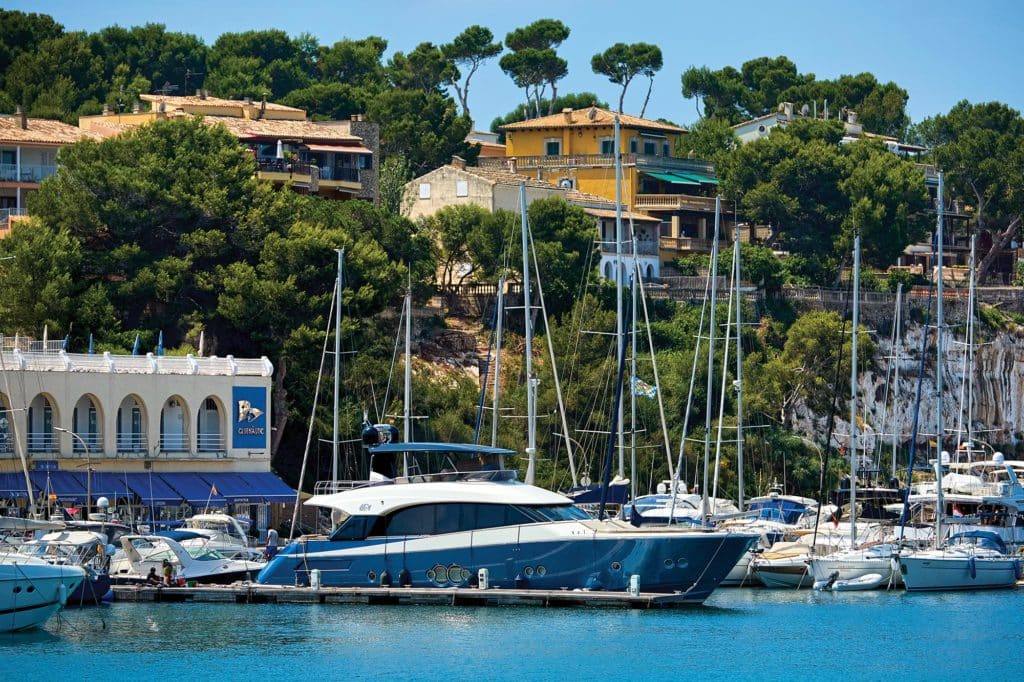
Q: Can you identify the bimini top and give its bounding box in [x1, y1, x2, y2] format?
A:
[307, 480, 572, 516]
[368, 442, 514, 456]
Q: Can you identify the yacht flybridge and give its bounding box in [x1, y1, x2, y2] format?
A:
[258, 443, 758, 602]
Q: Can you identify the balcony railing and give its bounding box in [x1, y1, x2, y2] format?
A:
[319, 166, 360, 182]
[597, 240, 660, 256]
[160, 433, 191, 452]
[71, 433, 104, 453]
[26, 432, 57, 452]
[635, 194, 727, 213]
[116, 433, 148, 453]
[256, 159, 312, 175]
[0, 163, 57, 183]
[1, 207, 27, 222]
[659, 236, 716, 253]
[479, 154, 716, 175]
[197, 433, 226, 452]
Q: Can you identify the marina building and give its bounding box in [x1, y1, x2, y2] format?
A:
[0, 337, 291, 538]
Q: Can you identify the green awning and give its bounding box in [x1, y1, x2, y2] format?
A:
[643, 171, 699, 186]
[674, 171, 719, 185]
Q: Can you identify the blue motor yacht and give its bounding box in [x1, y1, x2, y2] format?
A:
[258, 443, 758, 602]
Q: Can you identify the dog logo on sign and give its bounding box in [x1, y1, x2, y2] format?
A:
[237, 399, 264, 423]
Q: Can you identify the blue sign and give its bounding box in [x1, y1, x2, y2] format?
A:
[33, 460, 59, 471]
[232, 386, 268, 450]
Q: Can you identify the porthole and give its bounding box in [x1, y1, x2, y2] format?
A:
[461, 568, 471, 581]
[26, 585, 34, 593]
[13, 586, 21, 594]
[677, 559, 689, 570]
[610, 562, 622, 572]
[432, 564, 449, 584]
[536, 566, 547, 576]
[448, 564, 466, 584]
[367, 571, 377, 582]
[524, 566, 535, 576]
[663, 559, 675, 568]
[426, 569, 436, 581]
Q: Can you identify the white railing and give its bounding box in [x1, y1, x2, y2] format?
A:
[26, 432, 57, 452]
[0, 348, 273, 377]
[116, 434, 148, 453]
[160, 434, 190, 452]
[1, 208, 27, 222]
[197, 433, 226, 452]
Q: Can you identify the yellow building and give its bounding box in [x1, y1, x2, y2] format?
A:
[79, 92, 378, 202]
[487, 106, 734, 260]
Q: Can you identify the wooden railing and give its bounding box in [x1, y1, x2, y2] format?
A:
[478, 154, 716, 175]
[635, 194, 727, 213]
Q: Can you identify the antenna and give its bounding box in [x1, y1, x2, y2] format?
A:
[184, 68, 204, 95]
[154, 81, 179, 96]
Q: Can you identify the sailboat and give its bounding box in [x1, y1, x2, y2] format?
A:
[899, 174, 1023, 591]
[808, 234, 905, 590]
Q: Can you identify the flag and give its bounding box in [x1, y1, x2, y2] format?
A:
[211, 484, 219, 496]
[88, 333, 94, 355]
[631, 376, 657, 399]
[62, 334, 68, 351]
[952, 505, 963, 517]
[131, 334, 140, 355]
[157, 330, 164, 356]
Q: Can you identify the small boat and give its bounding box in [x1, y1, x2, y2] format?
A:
[814, 571, 887, 591]
[172, 513, 265, 562]
[17, 529, 115, 606]
[0, 549, 85, 632]
[110, 534, 261, 585]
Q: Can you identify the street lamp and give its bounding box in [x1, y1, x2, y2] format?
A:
[55, 426, 91, 521]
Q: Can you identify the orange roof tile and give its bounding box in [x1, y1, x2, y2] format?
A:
[456, 165, 553, 190]
[500, 107, 686, 135]
[205, 116, 361, 143]
[0, 115, 100, 145]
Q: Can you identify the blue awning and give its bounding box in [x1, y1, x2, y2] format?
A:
[30, 470, 87, 502]
[159, 472, 227, 507]
[88, 472, 137, 501]
[122, 473, 183, 507]
[236, 472, 295, 503]
[0, 472, 31, 499]
[198, 472, 294, 504]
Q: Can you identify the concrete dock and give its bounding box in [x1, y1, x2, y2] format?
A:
[111, 583, 700, 609]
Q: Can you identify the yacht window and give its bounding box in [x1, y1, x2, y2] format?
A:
[330, 515, 375, 541]
[521, 505, 591, 522]
[380, 503, 537, 536]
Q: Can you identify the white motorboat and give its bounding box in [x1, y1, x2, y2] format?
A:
[110, 534, 261, 585]
[810, 544, 903, 590]
[17, 529, 115, 606]
[751, 528, 850, 588]
[0, 549, 85, 632]
[177, 513, 264, 562]
[899, 531, 1022, 592]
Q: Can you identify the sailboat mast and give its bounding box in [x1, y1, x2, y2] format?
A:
[491, 274, 505, 452]
[332, 248, 343, 484]
[520, 183, 537, 485]
[734, 220, 744, 511]
[850, 234, 860, 545]
[935, 172, 945, 546]
[614, 115, 625, 479]
[403, 277, 412, 475]
[966, 232, 976, 451]
[891, 283, 902, 480]
[630, 240, 638, 502]
[701, 196, 721, 520]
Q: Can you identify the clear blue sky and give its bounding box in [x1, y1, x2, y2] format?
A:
[7, 0, 1024, 131]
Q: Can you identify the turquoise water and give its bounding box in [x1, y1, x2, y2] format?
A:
[2, 588, 1022, 681]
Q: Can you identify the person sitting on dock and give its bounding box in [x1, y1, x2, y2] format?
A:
[147, 567, 162, 586]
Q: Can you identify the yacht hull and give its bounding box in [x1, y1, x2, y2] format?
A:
[899, 554, 1020, 591]
[719, 549, 762, 587]
[0, 557, 86, 632]
[752, 557, 812, 589]
[258, 524, 758, 603]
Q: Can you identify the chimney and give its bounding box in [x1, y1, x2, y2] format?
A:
[196, 88, 202, 98]
[783, 102, 794, 120]
[102, 103, 111, 116]
[351, 113, 363, 122]
[451, 155, 466, 170]
[244, 96, 252, 106]
[132, 101, 141, 114]
[158, 102, 166, 113]
[848, 110, 858, 125]
[506, 158, 517, 174]
[562, 107, 573, 124]
[200, 89, 208, 100]
[16, 105, 27, 130]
